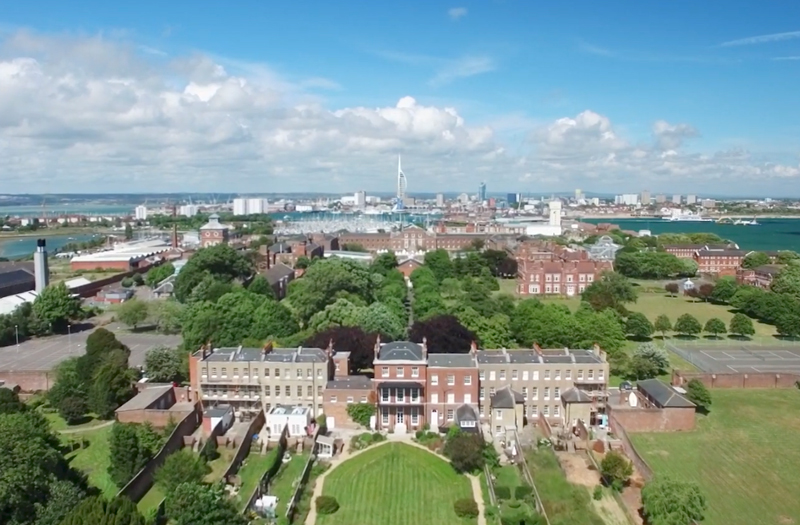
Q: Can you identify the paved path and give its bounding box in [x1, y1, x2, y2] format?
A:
[305, 436, 486, 525]
[58, 420, 114, 434]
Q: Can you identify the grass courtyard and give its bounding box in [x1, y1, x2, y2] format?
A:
[63, 424, 117, 498]
[235, 447, 280, 510]
[631, 389, 800, 525]
[317, 443, 476, 525]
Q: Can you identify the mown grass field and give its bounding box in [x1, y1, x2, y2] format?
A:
[235, 448, 280, 510]
[632, 389, 800, 525]
[317, 443, 475, 525]
[270, 452, 310, 517]
[63, 424, 117, 498]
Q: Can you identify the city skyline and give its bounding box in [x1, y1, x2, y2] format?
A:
[1, 2, 800, 195]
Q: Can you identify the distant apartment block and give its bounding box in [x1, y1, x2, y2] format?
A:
[337, 224, 487, 253]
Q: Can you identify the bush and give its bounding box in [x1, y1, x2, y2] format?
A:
[593, 485, 603, 500]
[120, 277, 134, 288]
[515, 485, 533, 499]
[453, 498, 479, 518]
[58, 396, 88, 425]
[494, 485, 512, 500]
[315, 496, 339, 515]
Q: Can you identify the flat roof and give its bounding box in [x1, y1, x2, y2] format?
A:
[115, 385, 172, 412]
[71, 239, 170, 263]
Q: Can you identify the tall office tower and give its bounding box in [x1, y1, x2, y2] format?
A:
[672, 194, 681, 204]
[397, 155, 407, 200]
[247, 198, 265, 214]
[354, 191, 366, 209]
[655, 194, 666, 204]
[233, 198, 248, 216]
[507, 193, 519, 205]
[686, 194, 697, 205]
[478, 182, 487, 202]
[134, 205, 148, 220]
[435, 193, 445, 207]
[641, 190, 651, 205]
[575, 188, 583, 201]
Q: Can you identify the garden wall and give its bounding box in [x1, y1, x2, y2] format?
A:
[70, 265, 153, 298]
[241, 424, 290, 515]
[222, 410, 266, 483]
[0, 370, 53, 392]
[672, 371, 800, 389]
[608, 405, 696, 432]
[607, 413, 653, 480]
[116, 408, 201, 503]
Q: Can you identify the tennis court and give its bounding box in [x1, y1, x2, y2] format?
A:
[666, 340, 800, 374]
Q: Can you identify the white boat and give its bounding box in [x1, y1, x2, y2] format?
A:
[734, 217, 759, 226]
[663, 210, 713, 222]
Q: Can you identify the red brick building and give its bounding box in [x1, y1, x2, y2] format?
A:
[337, 225, 488, 254]
[692, 248, 749, 275]
[662, 243, 737, 259]
[397, 257, 423, 278]
[737, 264, 784, 289]
[514, 241, 611, 297]
[199, 214, 230, 248]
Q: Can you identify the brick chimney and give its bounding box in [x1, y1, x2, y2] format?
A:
[421, 337, 428, 360]
[533, 342, 543, 355]
[470, 340, 478, 356]
[262, 341, 273, 359]
[374, 335, 381, 358]
[326, 338, 334, 357]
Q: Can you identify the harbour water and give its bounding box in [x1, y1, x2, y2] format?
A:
[0, 234, 98, 259]
[584, 218, 800, 252]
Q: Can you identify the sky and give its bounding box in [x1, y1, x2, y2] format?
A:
[1, 1, 800, 196]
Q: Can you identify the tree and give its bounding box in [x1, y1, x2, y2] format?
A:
[632, 342, 670, 373]
[117, 299, 149, 329]
[629, 355, 660, 380]
[316, 495, 340, 515]
[512, 303, 579, 349]
[346, 403, 375, 428]
[581, 272, 637, 313]
[600, 451, 633, 490]
[174, 244, 253, 302]
[654, 314, 672, 339]
[664, 282, 679, 297]
[108, 423, 147, 488]
[709, 276, 738, 303]
[354, 302, 406, 340]
[33, 479, 86, 525]
[180, 300, 222, 351]
[165, 482, 248, 525]
[371, 252, 399, 275]
[673, 314, 702, 337]
[31, 282, 79, 333]
[770, 264, 800, 300]
[154, 449, 209, 493]
[575, 308, 627, 353]
[703, 318, 727, 338]
[295, 255, 311, 269]
[60, 496, 145, 525]
[145, 346, 184, 383]
[641, 477, 706, 525]
[48, 357, 86, 409]
[685, 379, 712, 412]
[409, 315, 476, 353]
[89, 349, 135, 419]
[729, 313, 755, 338]
[775, 311, 800, 338]
[776, 250, 800, 265]
[286, 258, 377, 322]
[304, 326, 386, 374]
[124, 222, 134, 240]
[0, 387, 25, 414]
[625, 312, 654, 340]
[78, 328, 129, 384]
[443, 431, 486, 473]
[742, 251, 771, 269]
[246, 275, 275, 298]
[423, 249, 454, 282]
[250, 299, 299, 340]
[154, 300, 184, 334]
[697, 283, 714, 302]
[132, 272, 144, 286]
[614, 251, 687, 279]
[58, 396, 88, 425]
[145, 262, 175, 287]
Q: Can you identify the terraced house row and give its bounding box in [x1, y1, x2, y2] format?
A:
[189, 338, 609, 437]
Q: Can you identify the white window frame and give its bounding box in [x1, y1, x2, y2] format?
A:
[382, 367, 389, 378]
[431, 374, 439, 385]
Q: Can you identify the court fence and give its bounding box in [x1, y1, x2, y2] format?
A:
[672, 370, 800, 389]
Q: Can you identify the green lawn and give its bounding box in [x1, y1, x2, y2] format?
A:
[43, 411, 106, 432]
[63, 425, 117, 498]
[235, 448, 280, 510]
[205, 446, 236, 483]
[269, 452, 310, 516]
[524, 447, 604, 525]
[136, 484, 164, 515]
[632, 389, 800, 525]
[318, 443, 476, 525]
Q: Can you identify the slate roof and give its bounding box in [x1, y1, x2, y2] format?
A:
[561, 387, 593, 403]
[377, 341, 423, 361]
[269, 242, 292, 254]
[427, 353, 476, 368]
[476, 348, 603, 365]
[0, 268, 35, 293]
[202, 346, 327, 363]
[456, 404, 478, 422]
[326, 375, 373, 390]
[637, 379, 695, 408]
[204, 405, 232, 418]
[264, 263, 294, 285]
[490, 385, 524, 409]
[115, 385, 172, 412]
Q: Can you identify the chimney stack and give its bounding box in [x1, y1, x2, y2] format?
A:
[533, 342, 543, 355]
[470, 340, 478, 356]
[262, 341, 273, 358]
[421, 337, 428, 360]
[33, 239, 49, 293]
[326, 338, 334, 357]
[374, 335, 381, 358]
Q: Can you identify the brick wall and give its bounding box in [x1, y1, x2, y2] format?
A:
[222, 410, 266, 483]
[0, 370, 54, 391]
[323, 388, 373, 429]
[672, 371, 800, 389]
[70, 265, 153, 298]
[116, 407, 195, 427]
[608, 405, 695, 432]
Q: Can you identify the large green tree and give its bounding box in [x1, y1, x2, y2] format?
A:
[250, 298, 299, 340]
[600, 451, 633, 490]
[581, 272, 637, 313]
[371, 252, 399, 275]
[33, 479, 86, 525]
[770, 264, 800, 300]
[145, 346, 184, 383]
[108, 423, 149, 488]
[729, 313, 755, 338]
[165, 482, 248, 525]
[641, 477, 706, 525]
[685, 379, 712, 412]
[174, 244, 253, 302]
[709, 276, 738, 303]
[145, 262, 175, 287]
[246, 275, 276, 298]
[0, 387, 25, 414]
[632, 342, 670, 373]
[154, 449, 210, 493]
[673, 314, 702, 337]
[31, 282, 80, 334]
[60, 496, 146, 525]
[423, 249, 454, 282]
[457, 308, 515, 349]
[625, 312, 654, 340]
[741, 251, 771, 269]
[512, 303, 578, 348]
[116, 299, 149, 329]
[653, 314, 672, 339]
[703, 318, 727, 338]
[48, 357, 86, 408]
[286, 258, 377, 322]
[153, 300, 185, 334]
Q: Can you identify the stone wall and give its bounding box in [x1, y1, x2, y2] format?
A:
[672, 371, 800, 389]
[608, 405, 695, 432]
[0, 370, 54, 392]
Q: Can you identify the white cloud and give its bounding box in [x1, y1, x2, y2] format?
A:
[0, 31, 797, 195]
[448, 7, 468, 20]
[720, 30, 800, 47]
[429, 55, 495, 86]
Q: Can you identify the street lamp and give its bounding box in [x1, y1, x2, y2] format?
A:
[14, 324, 19, 346]
[68, 323, 72, 351]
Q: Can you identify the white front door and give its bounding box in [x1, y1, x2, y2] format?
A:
[431, 409, 438, 429]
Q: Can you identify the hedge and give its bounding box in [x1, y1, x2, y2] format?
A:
[453, 498, 479, 518]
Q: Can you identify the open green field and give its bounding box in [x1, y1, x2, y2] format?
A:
[318, 443, 476, 525]
[632, 389, 800, 525]
[63, 424, 117, 498]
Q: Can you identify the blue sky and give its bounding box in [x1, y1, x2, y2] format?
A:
[1, 1, 800, 195]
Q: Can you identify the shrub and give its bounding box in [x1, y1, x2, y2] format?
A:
[346, 403, 375, 428]
[315, 496, 339, 515]
[494, 485, 512, 500]
[515, 485, 533, 499]
[453, 498, 479, 518]
[120, 277, 134, 288]
[593, 485, 603, 500]
[58, 396, 88, 425]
